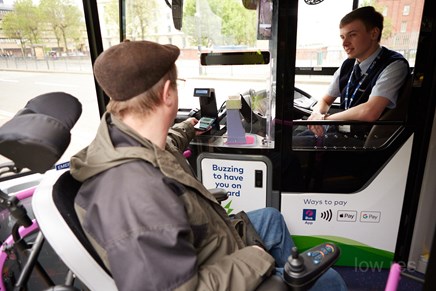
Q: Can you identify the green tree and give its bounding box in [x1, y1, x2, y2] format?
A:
[184, 0, 257, 47]
[184, 0, 222, 46]
[360, 0, 393, 40]
[1, 0, 42, 57]
[39, 0, 84, 53]
[104, 0, 157, 41]
[1, 11, 28, 57]
[104, 0, 120, 40]
[127, 0, 157, 40]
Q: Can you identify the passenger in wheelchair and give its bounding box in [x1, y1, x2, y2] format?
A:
[70, 40, 347, 290]
[294, 6, 409, 148]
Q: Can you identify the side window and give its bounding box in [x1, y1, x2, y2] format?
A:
[403, 5, 410, 16]
[0, 0, 100, 165]
[401, 21, 407, 33]
[383, 1, 422, 65]
[294, 0, 353, 97]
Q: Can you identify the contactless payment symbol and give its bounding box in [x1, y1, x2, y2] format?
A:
[302, 209, 317, 221]
[320, 209, 333, 222]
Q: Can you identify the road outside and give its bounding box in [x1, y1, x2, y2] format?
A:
[0, 58, 330, 166]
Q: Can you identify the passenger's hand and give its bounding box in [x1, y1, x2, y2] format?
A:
[307, 112, 325, 136]
[186, 117, 198, 127]
[252, 245, 267, 252]
[187, 117, 205, 136]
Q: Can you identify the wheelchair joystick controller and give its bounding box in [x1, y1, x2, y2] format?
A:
[283, 243, 340, 291]
[288, 247, 304, 272]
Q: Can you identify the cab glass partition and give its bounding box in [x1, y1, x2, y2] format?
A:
[188, 50, 275, 148]
[110, 0, 277, 149]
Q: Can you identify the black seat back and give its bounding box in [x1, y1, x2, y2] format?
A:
[364, 72, 413, 148]
[52, 171, 112, 276]
[379, 71, 413, 122]
[0, 92, 82, 173]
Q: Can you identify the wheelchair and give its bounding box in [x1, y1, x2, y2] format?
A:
[0, 92, 340, 291]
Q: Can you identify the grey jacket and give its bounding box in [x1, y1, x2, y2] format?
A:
[70, 112, 275, 291]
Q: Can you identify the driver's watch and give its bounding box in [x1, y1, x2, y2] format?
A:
[320, 113, 329, 120]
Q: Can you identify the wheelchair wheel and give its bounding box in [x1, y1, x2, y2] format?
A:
[0, 199, 88, 290]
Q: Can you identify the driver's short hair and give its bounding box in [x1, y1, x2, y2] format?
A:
[340, 6, 384, 41]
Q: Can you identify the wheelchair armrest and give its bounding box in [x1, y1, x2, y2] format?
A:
[208, 188, 229, 203]
[43, 286, 81, 291]
[0, 161, 22, 177]
[256, 275, 289, 291]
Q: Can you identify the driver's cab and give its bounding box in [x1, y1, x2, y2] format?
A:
[156, 0, 419, 272]
[163, 0, 415, 192]
[45, 0, 419, 276]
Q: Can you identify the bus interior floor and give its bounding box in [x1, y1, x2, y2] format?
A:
[334, 266, 424, 291]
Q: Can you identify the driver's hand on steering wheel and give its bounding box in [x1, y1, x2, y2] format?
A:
[307, 111, 327, 137]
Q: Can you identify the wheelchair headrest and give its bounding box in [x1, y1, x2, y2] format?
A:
[0, 92, 82, 173]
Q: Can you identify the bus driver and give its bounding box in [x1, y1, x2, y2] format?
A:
[297, 6, 409, 145]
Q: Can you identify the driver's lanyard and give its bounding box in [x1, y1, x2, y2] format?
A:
[344, 50, 383, 109]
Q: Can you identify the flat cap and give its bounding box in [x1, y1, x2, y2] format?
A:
[94, 41, 180, 101]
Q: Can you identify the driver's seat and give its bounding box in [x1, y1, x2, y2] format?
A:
[364, 71, 413, 148]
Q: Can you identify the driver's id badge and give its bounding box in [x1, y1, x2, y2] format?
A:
[338, 125, 351, 133]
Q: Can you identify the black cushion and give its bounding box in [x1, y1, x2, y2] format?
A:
[23, 92, 82, 130]
[0, 92, 82, 173]
[52, 171, 111, 276]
